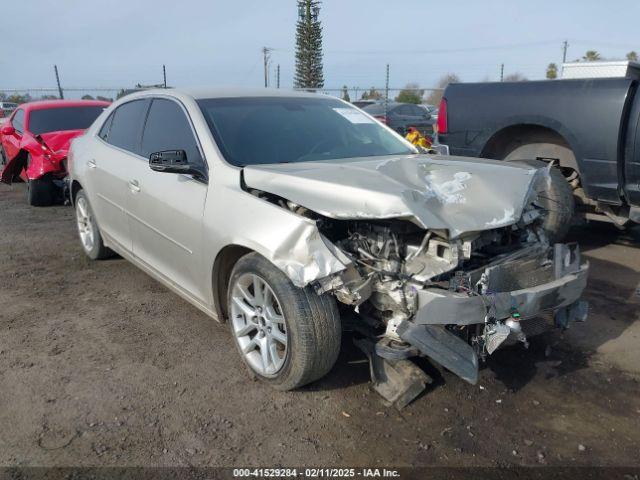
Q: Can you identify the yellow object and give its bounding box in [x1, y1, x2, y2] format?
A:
[405, 127, 432, 149]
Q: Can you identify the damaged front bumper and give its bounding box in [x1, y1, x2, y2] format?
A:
[395, 243, 589, 385]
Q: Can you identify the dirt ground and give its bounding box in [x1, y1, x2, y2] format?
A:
[1, 182, 639, 468]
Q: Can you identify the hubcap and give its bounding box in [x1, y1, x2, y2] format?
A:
[230, 273, 288, 376]
[76, 197, 95, 252]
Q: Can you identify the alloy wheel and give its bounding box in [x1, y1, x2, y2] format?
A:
[230, 273, 288, 376]
[75, 196, 95, 252]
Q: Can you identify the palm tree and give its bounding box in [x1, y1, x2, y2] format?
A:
[582, 50, 601, 62]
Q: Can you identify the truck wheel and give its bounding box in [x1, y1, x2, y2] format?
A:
[227, 252, 341, 391]
[27, 176, 55, 206]
[75, 189, 112, 260]
[506, 159, 575, 243]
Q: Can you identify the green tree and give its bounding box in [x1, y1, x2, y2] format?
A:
[294, 0, 324, 89]
[96, 95, 113, 102]
[7, 93, 32, 104]
[582, 50, 601, 62]
[627, 51, 638, 62]
[426, 73, 460, 106]
[341, 85, 350, 102]
[546, 63, 558, 79]
[81, 94, 95, 100]
[361, 87, 382, 100]
[395, 83, 423, 104]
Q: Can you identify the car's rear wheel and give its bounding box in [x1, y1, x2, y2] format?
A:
[27, 176, 55, 206]
[75, 189, 112, 260]
[227, 252, 341, 391]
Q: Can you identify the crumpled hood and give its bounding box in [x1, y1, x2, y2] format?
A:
[243, 154, 545, 237]
[38, 129, 85, 155]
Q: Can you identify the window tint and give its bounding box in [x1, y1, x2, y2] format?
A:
[107, 100, 148, 153]
[12, 109, 25, 133]
[198, 97, 414, 166]
[141, 99, 202, 164]
[28, 106, 106, 135]
[98, 112, 114, 141]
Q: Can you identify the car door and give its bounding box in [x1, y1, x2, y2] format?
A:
[2, 108, 25, 159]
[126, 97, 208, 301]
[88, 99, 149, 253]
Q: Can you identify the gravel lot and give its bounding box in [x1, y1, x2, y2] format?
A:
[1, 182, 639, 468]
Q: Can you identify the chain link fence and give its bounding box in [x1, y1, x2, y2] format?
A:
[0, 86, 444, 105]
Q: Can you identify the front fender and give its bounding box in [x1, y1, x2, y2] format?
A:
[207, 187, 350, 290]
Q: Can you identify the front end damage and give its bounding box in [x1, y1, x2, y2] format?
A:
[243, 156, 589, 407]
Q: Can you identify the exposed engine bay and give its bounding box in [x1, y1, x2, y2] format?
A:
[245, 159, 589, 408]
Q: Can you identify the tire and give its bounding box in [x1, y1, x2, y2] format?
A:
[74, 189, 112, 260]
[227, 252, 341, 391]
[27, 176, 55, 206]
[0, 147, 6, 166]
[506, 159, 575, 243]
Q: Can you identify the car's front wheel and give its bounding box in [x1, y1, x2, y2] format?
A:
[227, 253, 341, 390]
[75, 189, 112, 260]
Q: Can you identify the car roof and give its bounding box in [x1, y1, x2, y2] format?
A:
[123, 87, 334, 102]
[19, 99, 111, 113]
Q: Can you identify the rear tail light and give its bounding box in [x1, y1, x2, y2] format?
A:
[374, 115, 388, 125]
[437, 98, 448, 134]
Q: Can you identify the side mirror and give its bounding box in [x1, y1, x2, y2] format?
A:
[149, 150, 207, 181]
[149, 150, 189, 173]
[0, 124, 15, 136]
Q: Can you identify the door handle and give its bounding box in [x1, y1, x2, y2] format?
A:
[87, 159, 97, 169]
[128, 179, 141, 193]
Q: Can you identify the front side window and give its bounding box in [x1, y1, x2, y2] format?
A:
[12, 109, 25, 133]
[106, 100, 148, 154]
[28, 106, 106, 135]
[197, 97, 414, 167]
[141, 99, 202, 164]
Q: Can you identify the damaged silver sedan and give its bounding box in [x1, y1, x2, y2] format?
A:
[68, 88, 588, 406]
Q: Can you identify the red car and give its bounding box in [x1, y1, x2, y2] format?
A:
[0, 99, 109, 205]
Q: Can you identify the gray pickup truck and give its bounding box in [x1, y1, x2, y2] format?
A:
[437, 69, 640, 236]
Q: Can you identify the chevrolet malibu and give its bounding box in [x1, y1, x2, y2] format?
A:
[68, 88, 588, 405]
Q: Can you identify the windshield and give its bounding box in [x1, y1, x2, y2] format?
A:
[197, 96, 414, 166]
[28, 106, 106, 135]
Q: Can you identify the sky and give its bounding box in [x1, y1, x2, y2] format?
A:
[1, 0, 639, 98]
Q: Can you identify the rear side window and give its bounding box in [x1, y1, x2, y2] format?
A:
[98, 112, 114, 141]
[141, 98, 202, 164]
[12, 109, 25, 133]
[106, 100, 148, 154]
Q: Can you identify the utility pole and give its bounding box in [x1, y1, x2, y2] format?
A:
[354, 87, 359, 101]
[262, 47, 272, 88]
[163, 64, 167, 88]
[562, 40, 569, 64]
[500, 63, 504, 82]
[54, 65, 64, 99]
[276, 64, 280, 89]
[384, 64, 389, 115]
